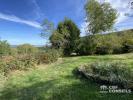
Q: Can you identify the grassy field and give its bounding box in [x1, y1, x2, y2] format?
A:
[0, 53, 133, 100]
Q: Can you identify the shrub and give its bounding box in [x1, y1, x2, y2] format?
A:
[10, 48, 18, 56]
[0, 48, 61, 75]
[36, 49, 61, 64]
[0, 40, 11, 57]
[0, 55, 37, 75]
[79, 62, 133, 88]
[76, 36, 97, 55]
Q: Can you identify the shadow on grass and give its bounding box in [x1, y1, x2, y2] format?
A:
[0, 76, 132, 100]
[0, 80, 57, 100]
[0, 79, 98, 100]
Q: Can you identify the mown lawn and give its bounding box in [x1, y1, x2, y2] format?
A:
[0, 53, 133, 100]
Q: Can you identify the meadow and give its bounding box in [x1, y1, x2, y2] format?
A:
[0, 0, 133, 100]
[0, 53, 132, 100]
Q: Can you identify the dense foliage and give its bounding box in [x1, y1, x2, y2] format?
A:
[85, 0, 117, 34]
[0, 42, 61, 75]
[77, 30, 133, 55]
[0, 55, 37, 75]
[36, 48, 62, 64]
[0, 40, 11, 56]
[50, 18, 80, 55]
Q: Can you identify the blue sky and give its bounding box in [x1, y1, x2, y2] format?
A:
[0, 0, 133, 45]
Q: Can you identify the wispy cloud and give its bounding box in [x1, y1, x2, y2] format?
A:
[30, 0, 44, 19]
[0, 12, 42, 29]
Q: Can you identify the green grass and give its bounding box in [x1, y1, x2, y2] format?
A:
[0, 53, 133, 100]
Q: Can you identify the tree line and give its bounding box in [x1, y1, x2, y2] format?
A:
[0, 0, 133, 56]
[43, 0, 132, 56]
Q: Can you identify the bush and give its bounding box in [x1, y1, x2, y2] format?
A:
[0, 40, 11, 56]
[36, 49, 61, 64]
[0, 40, 61, 76]
[0, 48, 61, 75]
[76, 36, 97, 55]
[10, 48, 18, 56]
[79, 62, 133, 88]
[0, 55, 37, 75]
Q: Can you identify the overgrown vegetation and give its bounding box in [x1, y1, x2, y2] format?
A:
[0, 54, 132, 100]
[0, 0, 133, 99]
[0, 41, 61, 75]
[77, 61, 133, 89]
[36, 48, 62, 64]
[0, 40, 11, 57]
[77, 30, 133, 55]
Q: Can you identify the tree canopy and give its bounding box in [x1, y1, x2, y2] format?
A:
[85, 0, 117, 34]
[50, 18, 80, 55]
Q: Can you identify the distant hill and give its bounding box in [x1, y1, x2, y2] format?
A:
[11, 45, 44, 48]
[109, 29, 133, 35]
[82, 29, 133, 38]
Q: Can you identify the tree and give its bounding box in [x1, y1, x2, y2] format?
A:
[85, 0, 117, 34]
[41, 19, 54, 43]
[50, 18, 80, 55]
[49, 30, 64, 49]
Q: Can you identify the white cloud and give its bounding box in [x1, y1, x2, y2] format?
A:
[103, 0, 133, 24]
[80, 21, 89, 36]
[0, 12, 42, 29]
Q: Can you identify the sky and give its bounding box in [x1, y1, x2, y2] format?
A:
[0, 0, 133, 45]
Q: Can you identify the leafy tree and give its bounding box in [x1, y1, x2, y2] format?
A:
[78, 0, 117, 55]
[50, 30, 64, 49]
[41, 19, 54, 42]
[85, 0, 117, 34]
[50, 18, 80, 55]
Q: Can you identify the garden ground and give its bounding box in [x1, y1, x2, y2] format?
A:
[0, 53, 133, 100]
